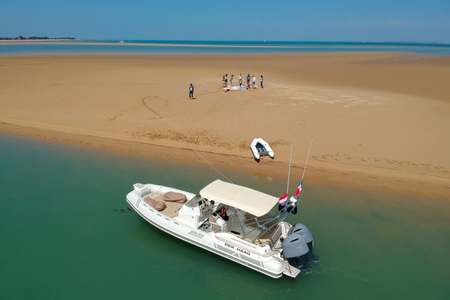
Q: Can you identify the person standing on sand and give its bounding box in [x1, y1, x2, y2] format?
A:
[260, 74, 264, 88]
[252, 75, 256, 89]
[239, 73, 243, 87]
[230, 74, 234, 85]
[225, 73, 228, 87]
[246, 73, 251, 89]
[189, 83, 194, 99]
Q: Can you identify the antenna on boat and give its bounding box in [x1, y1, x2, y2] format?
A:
[286, 144, 294, 194]
[301, 140, 313, 181]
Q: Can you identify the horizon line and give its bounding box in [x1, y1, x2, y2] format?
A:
[77, 39, 450, 47]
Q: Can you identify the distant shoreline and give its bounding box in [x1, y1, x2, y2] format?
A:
[0, 38, 77, 44]
[1, 40, 449, 57]
[1, 39, 449, 48]
[1, 38, 449, 46]
[0, 36, 75, 41]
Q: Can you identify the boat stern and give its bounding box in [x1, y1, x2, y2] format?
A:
[282, 262, 301, 278]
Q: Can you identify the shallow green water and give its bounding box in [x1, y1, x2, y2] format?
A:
[0, 134, 449, 300]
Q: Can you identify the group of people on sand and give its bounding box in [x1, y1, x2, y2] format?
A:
[188, 72, 264, 99]
[222, 73, 264, 91]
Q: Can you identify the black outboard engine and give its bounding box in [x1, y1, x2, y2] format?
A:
[282, 223, 315, 269]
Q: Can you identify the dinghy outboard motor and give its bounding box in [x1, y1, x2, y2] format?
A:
[282, 223, 315, 269]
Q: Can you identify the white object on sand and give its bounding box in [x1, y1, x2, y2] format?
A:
[224, 85, 246, 92]
[250, 137, 275, 161]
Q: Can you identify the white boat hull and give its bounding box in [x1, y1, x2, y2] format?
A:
[126, 184, 294, 278]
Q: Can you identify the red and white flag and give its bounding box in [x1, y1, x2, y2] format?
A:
[278, 193, 289, 205]
[293, 181, 303, 198]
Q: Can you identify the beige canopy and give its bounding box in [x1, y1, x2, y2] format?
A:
[199, 180, 278, 217]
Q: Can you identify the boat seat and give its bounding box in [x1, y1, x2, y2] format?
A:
[162, 192, 187, 203]
[145, 192, 184, 217]
[144, 195, 167, 211]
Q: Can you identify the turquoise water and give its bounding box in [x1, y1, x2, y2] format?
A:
[0, 134, 449, 300]
[1, 40, 450, 55]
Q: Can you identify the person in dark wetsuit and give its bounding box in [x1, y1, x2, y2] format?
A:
[260, 74, 264, 88]
[246, 74, 251, 89]
[188, 83, 194, 99]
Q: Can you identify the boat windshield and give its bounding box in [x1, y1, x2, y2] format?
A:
[224, 207, 281, 242]
[185, 194, 203, 207]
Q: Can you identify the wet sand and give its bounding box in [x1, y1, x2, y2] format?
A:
[0, 53, 449, 199]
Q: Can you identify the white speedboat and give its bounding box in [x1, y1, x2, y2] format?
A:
[126, 179, 315, 278]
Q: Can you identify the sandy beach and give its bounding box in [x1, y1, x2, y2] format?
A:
[1, 53, 449, 198]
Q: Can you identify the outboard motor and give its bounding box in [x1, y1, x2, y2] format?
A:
[290, 223, 314, 253]
[282, 223, 315, 269]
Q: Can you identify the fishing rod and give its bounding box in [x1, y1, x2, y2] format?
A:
[286, 144, 294, 194]
[301, 140, 314, 182]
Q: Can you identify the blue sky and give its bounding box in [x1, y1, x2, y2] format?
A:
[1, 0, 449, 43]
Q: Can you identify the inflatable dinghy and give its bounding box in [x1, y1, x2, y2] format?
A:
[250, 138, 275, 161]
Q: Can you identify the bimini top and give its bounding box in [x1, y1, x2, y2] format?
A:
[199, 180, 278, 217]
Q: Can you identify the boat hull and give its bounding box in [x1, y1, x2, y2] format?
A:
[126, 188, 286, 279]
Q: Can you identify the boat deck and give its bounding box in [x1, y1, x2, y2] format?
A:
[143, 192, 185, 218]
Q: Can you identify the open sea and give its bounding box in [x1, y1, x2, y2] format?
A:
[1, 40, 450, 55]
[1, 134, 449, 300]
